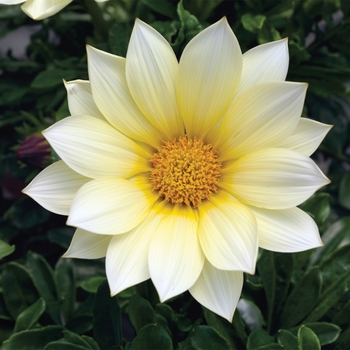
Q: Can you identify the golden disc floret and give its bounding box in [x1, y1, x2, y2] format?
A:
[150, 135, 221, 207]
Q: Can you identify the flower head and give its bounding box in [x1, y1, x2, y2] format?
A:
[0, 0, 108, 20]
[23, 18, 330, 321]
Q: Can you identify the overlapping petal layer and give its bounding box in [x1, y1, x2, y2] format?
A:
[43, 116, 152, 179]
[64, 80, 105, 120]
[176, 18, 242, 138]
[220, 148, 329, 209]
[189, 260, 243, 322]
[23, 160, 90, 215]
[215, 82, 307, 160]
[198, 193, 258, 273]
[148, 204, 205, 302]
[67, 178, 157, 235]
[22, 0, 73, 20]
[64, 228, 112, 259]
[126, 19, 183, 140]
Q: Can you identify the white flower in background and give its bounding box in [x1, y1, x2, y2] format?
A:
[23, 18, 331, 321]
[0, 0, 108, 20]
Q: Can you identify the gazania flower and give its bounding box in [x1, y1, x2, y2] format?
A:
[0, 0, 108, 20]
[23, 18, 330, 321]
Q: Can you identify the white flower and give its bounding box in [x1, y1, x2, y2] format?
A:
[0, 0, 108, 20]
[23, 18, 330, 321]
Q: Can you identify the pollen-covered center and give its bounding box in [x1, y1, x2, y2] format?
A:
[150, 135, 222, 207]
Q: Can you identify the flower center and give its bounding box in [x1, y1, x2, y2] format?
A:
[150, 135, 221, 207]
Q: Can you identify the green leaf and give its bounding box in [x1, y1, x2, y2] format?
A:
[299, 193, 330, 227]
[31, 69, 77, 89]
[130, 324, 172, 350]
[14, 298, 46, 333]
[202, 307, 240, 350]
[0, 239, 15, 259]
[80, 277, 106, 294]
[304, 269, 350, 323]
[310, 217, 350, 265]
[339, 172, 350, 209]
[175, 0, 202, 49]
[333, 299, 350, 327]
[140, 0, 177, 19]
[277, 330, 299, 350]
[237, 299, 266, 332]
[54, 258, 76, 324]
[280, 267, 322, 328]
[298, 326, 320, 350]
[93, 280, 122, 350]
[60, 330, 98, 349]
[128, 293, 156, 333]
[257, 251, 294, 331]
[190, 325, 230, 350]
[241, 13, 266, 33]
[318, 244, 350, 291]
[1, 325, 64, 350]
[108, 23, 132, 57]
[247, 329, 274, 350]
[334, 326, 350, 350]
[2, 262, 39, 319]
[26, 251, 58, 304]
[296, 323, 341, 346]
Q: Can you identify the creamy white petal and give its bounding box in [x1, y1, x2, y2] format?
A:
[278, 118, 332, 156]
[198, 194, 257, 273]
[22, 160, 90, 215]
[249, 206, 323, 252]
[64, 228, 112, 259]
[126, 19, 183, 140]
[21, 0, 72, 20]
[237, 38, 288, 95]
[220, 148, 330, 210]
[215, 82, 307, 160]
[189, 260, 243, 322]
[64, 80, 105, 120]
[87, 46, 163, 148]
[0, 0, 25, 4]
[43, 116, 152, 179]
[67, 178, 157, 235]
[149, 205, 204, 302]
[106, 209, 162, 296]
[176, 18, 242, 139]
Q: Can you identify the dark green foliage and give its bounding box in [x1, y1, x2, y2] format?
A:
[1, 0, 350, 349]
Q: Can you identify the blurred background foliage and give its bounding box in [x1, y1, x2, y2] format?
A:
[1, 0, 350, 349]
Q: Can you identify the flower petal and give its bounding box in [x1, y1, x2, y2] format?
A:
[237, 38, 289, 95]
[249, 206, 323, 252]
[278, 118, 332, 156]
[64, 228, 112, 259]
[64, 79, 105, 120]
[198, 194, 257, 273]
[189, 260, 243, 322]
[67, 178, 157, 235]
[177, 18, 242, 139]
[22, 160, 90, 215]
[216, 82, 307, 160]
[21, 0, 72, 20]
[149, 204, 204, 302]
[106, 209, 162, 295]
[220, 148, 330, 210]
[126, 19, 183, 140]
[43, 116, 152, 179]
[0, 0, 25, 4]
[87, 46, 163, 148]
